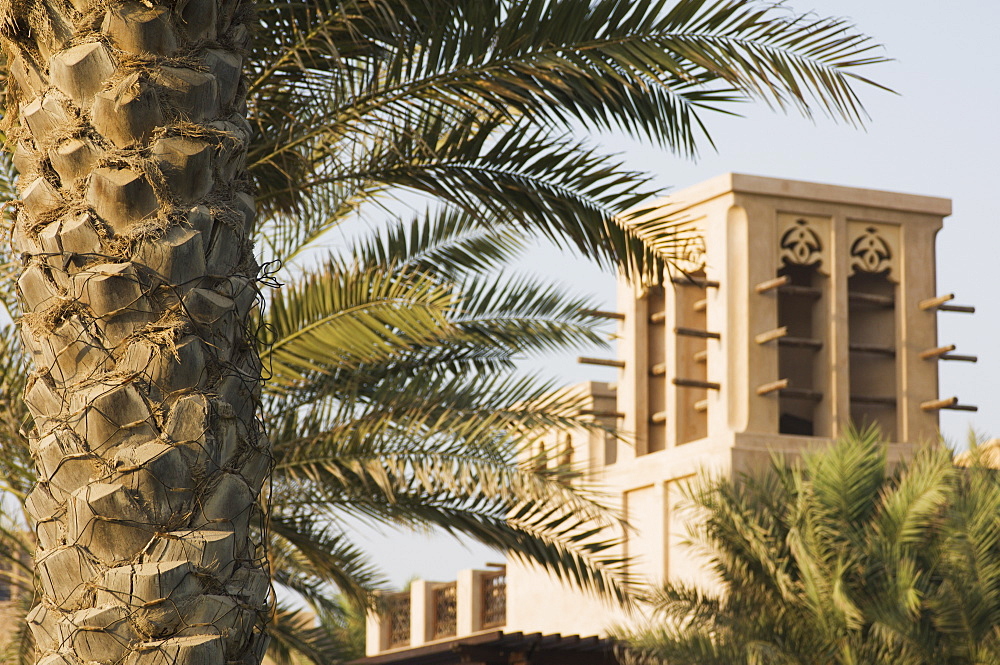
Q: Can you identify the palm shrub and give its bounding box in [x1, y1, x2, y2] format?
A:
[621, 429, 1000, 665]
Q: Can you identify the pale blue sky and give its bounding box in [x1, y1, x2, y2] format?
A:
[356, 0, 1000, 587]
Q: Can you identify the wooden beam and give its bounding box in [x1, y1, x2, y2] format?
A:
[849, 343, 896, 357]
[754, 326, 787, 345]
[673, 378, 721, 390]
[676, 327, 721, 340]
[649, 311, 666, 324]
[778, 336, 823, 350]
[778, 284, 822, 299]
[650, 411, 667, 424]
[848, 291, 894, 307]
[672, 276, 720, 288]
[850, 395, 896, 406]
[755, 275, 790, 294]
[756, 378, 789, 396]
[919, 344, 955, 360]
[650, 363, 666, 376]
[938, 303, 975, 313]
[941, 353, 978, 362]
[921, 397, 957, 412]
[919, 293, 955, 310]
[780, 388, 823, 401]
[577, 356, 625, 368]
[581, 308, 624, 320]
[581, 410, 625, 418]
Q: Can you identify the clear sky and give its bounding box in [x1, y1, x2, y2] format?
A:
[357, 0, 1000, 586]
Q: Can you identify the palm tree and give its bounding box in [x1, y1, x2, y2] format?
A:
[0, 0, 890, 663]
[620, 430, 1000, 665]
[0, 217, 630, 663]
[257, 215, 635, 661]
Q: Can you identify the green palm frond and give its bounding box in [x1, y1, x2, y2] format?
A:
[269, 371, 603, 461]
[268, 112, 664, 274]
[348, 207, 529, 277]
[261, 263, 457, 387]
[807, 424, 886, 536]
[258, 0, 885, 152]
[265, 601, 348, 665]
[0, 327, 32, 499]
[621, 431, 1000, 665]
[248, 0, 887, 275]
[269, 512, 386, 608]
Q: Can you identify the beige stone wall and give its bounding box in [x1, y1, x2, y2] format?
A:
[503, 173, 953, 638]
[366, 174, 956, 652]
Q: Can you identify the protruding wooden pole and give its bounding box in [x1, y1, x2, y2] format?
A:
[672, 276, 720, 288]
[754, 275, 790, 294]
[939, 304, 976, 313]
[919, 293, 954, 310]
[581, 309, 625, 320]
[581, 410, 626, 418]
[921, 397, 957, 411]
[941, 353, 978, 363]
[756, 378, 789, 396]
[919, 344, 955, 360]
[673, 378, 721, 390]
[754, 326, 787, 345]
[578, 357, 625, 368]
[676, 327, 721, 340]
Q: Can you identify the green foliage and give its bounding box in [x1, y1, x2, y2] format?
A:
[248, 0, 888, 281]
[620, 430, 1000, 665]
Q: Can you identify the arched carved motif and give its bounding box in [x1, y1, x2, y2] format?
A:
[779, 219, 822, 267]
[676, 233, 707, 272]
[850, 226, 893, 275]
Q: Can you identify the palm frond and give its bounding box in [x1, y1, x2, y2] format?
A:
[261, 263, 457, 388]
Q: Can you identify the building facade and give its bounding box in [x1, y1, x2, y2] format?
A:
[361, 174, 969, 659]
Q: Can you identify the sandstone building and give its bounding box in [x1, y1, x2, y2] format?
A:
[358, 174, 973, 663]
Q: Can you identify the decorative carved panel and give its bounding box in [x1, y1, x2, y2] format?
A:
[481, 571, 506, 628]
[675, 233, 707, 272]
[849, 226, 893, 275]
[779, 219, 823, 267]
[386, 592, 411, 647]
[777, 214, 829, 274]
[433, 583, 457, 638]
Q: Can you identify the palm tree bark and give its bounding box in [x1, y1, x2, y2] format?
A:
[1, 0, 270, 663]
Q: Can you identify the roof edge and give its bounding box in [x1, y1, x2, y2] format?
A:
[666, 173, 952, 217]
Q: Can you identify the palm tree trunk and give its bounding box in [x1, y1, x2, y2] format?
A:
[1, 1, 269, 663]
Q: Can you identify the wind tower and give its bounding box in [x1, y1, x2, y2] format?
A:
[503, 173, 971, 636]
[360, 174, 972, 658]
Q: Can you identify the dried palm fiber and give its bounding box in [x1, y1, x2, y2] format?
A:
[1, 0, 271, 663]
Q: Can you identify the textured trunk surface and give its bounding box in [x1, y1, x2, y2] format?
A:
[1, 0, 270, 663]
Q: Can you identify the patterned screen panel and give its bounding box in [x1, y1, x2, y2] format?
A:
[481, 571, 506, 628]
[433, 583, 457, 638]
[386, 592, 410, 648]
